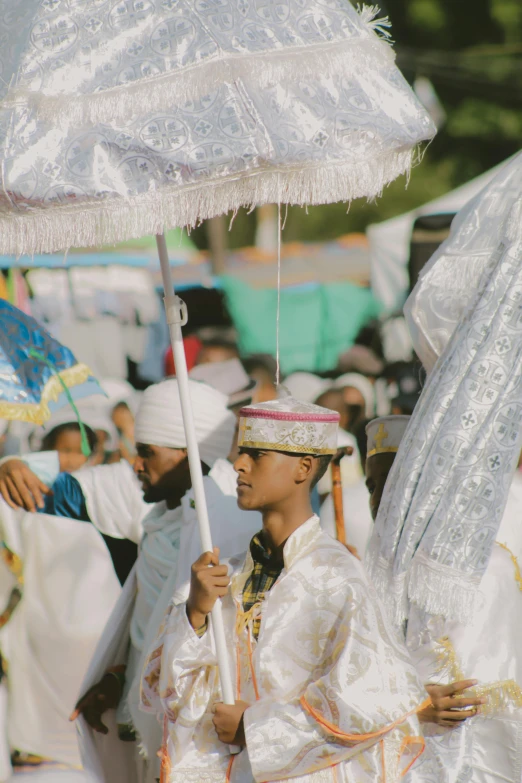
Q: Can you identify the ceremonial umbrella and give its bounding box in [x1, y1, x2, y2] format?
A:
[0, 298, 103, 453]
[367, 152, 522, 627]
[0, 0, 435, 708]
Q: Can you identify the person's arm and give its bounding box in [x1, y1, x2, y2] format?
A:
[140, 549, 229, 718]
[0, 451, 89, 512]
[70, 667, 126, 734]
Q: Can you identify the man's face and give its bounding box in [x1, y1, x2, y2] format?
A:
[234, 448, 308, 512]
[134, 442, 189, 503]
[365, 452, 397, 521]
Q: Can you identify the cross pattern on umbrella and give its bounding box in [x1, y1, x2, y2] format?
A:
[494, 404, 522, 447]
[219, 102, 255, 138]
[151, 18, 196, 56]
[256, 0, 291, 24]
[199, 2, 234, 32]
[433, 435, 470, 476]
[66, 134, 109, 177]
[501, 291, 522, 330]
[464, 526, 496, 570]
[140, 118, 188, 152]
[461, 410, 478, 430]
[465, 361, 505, 404]
[495, 336, 512, 356]
[466, 322, 490, 355]
[456, 476, 495, 521]
[109, 0, 155, 31]
[31, 17, 78, 53]
[487, 452, 502, 472]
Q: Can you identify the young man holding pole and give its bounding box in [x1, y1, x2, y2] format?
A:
[140, 394, 434, 783]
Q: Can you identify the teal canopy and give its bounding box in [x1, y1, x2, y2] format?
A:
[220, 276, 381, 375]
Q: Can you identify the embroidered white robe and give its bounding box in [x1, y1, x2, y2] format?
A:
[141, 516, 432, 783]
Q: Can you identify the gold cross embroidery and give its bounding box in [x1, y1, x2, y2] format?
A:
[374, 422, 389, 450]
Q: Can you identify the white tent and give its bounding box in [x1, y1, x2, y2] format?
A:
[368, 157, 512, 313]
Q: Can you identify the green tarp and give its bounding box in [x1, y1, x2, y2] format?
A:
[220, 276, 381, 374]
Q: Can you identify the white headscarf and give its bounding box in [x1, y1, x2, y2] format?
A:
[334, 373, 375, 418]
[134, 378, 235, 468]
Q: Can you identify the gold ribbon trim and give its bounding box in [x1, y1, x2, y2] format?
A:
[496, 541, 522, 592]
[435, 635, 522, 715]
[0, 363, 92, 426]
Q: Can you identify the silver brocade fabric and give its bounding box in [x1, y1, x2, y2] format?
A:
[367, 157, 522, 626]
[0, 0, 397, 102]
[405, 152, 522, 375]
[0, 1, 435, 254]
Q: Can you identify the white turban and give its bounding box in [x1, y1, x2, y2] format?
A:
[134, 378, 235, 468]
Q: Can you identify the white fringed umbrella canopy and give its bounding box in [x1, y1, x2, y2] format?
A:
[0, 1, 435, 254]
[0, 0, 435, 708]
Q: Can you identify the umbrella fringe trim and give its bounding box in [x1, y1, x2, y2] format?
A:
[365, 539, 482, 627]
[0, 363, 92, 426]
[2, 34, 396, 127]
[0, 146, 427, 256]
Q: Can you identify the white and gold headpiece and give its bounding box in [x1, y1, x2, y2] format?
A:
[238, 394, 339, 456]
[366, 415, 410, 459]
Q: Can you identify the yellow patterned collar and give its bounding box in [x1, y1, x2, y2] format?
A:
[231, 515, 321, 599]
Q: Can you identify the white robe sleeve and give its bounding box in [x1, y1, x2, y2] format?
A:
[73, 461, 148, 544]
[140, 601, 218, 727]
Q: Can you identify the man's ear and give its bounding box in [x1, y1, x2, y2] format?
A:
[296, 455, 314, 484]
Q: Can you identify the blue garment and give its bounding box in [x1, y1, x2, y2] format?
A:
[44, 472, 90, 521]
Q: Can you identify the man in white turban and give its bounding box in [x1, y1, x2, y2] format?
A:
[0, 379, 262, 783]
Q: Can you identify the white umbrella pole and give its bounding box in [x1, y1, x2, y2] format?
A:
[156, 233, 238, 716]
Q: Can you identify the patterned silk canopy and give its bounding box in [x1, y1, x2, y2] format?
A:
[0, 0, 435, 255]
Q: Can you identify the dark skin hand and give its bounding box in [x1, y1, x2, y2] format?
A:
[186, 547, 230, 631]
[212, 701, 249, 746]
[69, 673, 122, 734]
[419, 680, 486, 727]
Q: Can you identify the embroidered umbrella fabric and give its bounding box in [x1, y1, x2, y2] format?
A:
[0, 299, 102, 426]
[366, 154, 522, 626]
[0, 0, 435, 255]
